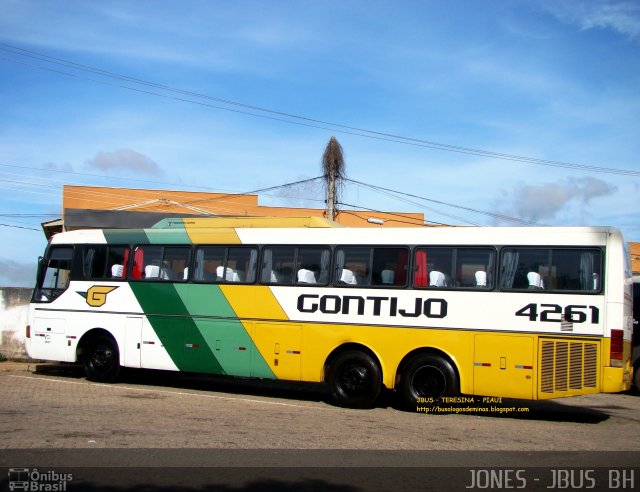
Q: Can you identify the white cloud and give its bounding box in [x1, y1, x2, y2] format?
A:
[85, 149, 162, 176]
[543, 0, 640, 40]
[493, 177, 617, 225]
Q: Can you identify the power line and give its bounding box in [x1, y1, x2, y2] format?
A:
[1, 161, 531, 226]
[0, 223, 41, 231]
[349, 182, 482, 226]
[2, 43, 639, 177]
[0, 162, 325, 210]
[337, 202, 450, 227]
[346, 178, 540, 226]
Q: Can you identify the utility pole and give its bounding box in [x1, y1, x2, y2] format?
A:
[321, 136, 345, 221]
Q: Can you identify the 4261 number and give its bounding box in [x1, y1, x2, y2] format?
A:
[515, 303, 600, 324]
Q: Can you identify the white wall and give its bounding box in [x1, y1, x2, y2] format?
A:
[0, 288, 31, 358]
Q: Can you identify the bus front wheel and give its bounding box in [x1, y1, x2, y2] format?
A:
[83, 335, 121, 383]
[398, 354, 458, 408]
[327, 350, 382, 409]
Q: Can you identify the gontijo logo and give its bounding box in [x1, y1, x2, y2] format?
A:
[76, 286, 119, 307]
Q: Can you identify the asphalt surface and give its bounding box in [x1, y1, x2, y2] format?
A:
[1, 361, 638, 491]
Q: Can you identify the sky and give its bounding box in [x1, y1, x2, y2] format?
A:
[0, 0, 639, 287]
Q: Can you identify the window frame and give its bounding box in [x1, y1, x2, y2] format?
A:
[333, 245, 410, 288]
[497, 246, 604, 294]
[131, 244, 192, 283]
[259, 245, 332, 286]
[81, 244, 131, 281]
[191, 245, 258, 284]
[411, 245, 496, 291]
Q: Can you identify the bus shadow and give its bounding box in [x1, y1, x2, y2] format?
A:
[33, 363, 615, 423]
[33, 362, 332, 406]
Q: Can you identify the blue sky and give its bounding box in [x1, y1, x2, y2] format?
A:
[1, 0, 639, 286]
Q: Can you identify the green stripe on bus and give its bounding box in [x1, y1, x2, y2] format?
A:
[144, 227, 192, 245]
[174, 284, 276, 379]
[129, 283, 225, 374]
[104, 229, 150, 245]
[103, 227, 192, 245]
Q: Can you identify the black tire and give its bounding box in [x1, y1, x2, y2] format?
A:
[83, 335, 121, 383]
[398, 353, 458, 408]
[327, 350, 382, 409]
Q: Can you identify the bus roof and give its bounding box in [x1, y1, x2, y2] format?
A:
[49, 219, 623, 248]
[151, 216, 342, 229]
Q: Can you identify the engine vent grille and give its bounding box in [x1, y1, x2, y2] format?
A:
[540, 339, 599, 396]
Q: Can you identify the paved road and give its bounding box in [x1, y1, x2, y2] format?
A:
[1, 361, 638, 491]
[1, 361, 639, 451]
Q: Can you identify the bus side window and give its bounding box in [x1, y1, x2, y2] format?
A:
[414, 247, 453, 289]
[296, 247, 331, 285]
[500, 248, 601, 292]
[454, 248, 494, 289]
[334, 247, 371, 286]
[371, 247, 408, 287]
[194, 246, 225, 282]
[132, 245, 190, 282]
[83, 245, 130, 280]
[107, 246, 129, 280]
[226, 247, 257, 283]
[261, 247, 295, 284]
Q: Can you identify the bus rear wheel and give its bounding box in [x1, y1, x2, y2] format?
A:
[398, 354, 458, 408]
[327, 350, 382, 409]
[83, 335, 121, 383]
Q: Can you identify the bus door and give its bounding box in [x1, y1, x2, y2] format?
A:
[473, 334, 534, 399]
[123, 316, 142, 368]
[140, 316, 183, 371]
[31, 314, 70, 361]
[253, 323, 302, 381]
[192, 318, 252, 377]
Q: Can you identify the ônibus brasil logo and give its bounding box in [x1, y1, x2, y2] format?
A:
[8, 468, 73, 491]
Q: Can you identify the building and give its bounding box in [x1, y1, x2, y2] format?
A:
[630, 242, 640, 276]
[42, 185, 427, 238]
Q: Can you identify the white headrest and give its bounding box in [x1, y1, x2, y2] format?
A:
[340, 269, 357, 285]
[111, 264, 124, 278]
[381, 269, 395, 284]
[145, 265, 160, 279]
[475, 271, 487, 287]
[217, 266, 240, 282]
[298, 269, 316, 284]
[430, 270, 446, 287]
[527, 272, 544, 288]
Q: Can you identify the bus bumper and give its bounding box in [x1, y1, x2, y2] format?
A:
[602, 365, 632, 393]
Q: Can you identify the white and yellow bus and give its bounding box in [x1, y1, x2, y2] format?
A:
[26, 217, 634, 408]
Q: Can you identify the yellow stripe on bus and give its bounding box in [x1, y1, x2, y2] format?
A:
[184, 226, 241, 244]
[220, 285, 301, 380]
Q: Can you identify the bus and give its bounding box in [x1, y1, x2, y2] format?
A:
[25, 217, 634, 409]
